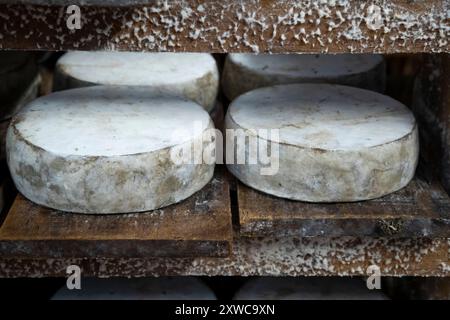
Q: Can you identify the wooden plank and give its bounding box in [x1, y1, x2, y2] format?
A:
[0, 0, 448, 53]
[0, 167, 233, 258]
[0, 236, 448, 278]
[238, 174, 450, 237]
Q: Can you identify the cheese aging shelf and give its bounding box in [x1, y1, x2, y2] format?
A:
[0, 0, 448, 291]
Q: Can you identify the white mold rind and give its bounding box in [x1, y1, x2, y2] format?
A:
[54, 52, 219, 112]
[222, 53, 386, 100]
[7, 86, 215, 214]
[226, 84, 419, 202]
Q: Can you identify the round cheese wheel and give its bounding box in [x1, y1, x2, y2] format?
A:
[7, 86, 215, 214]
[234, 277, 389, 300]
[225, 84, 418, 202]
[54, 51, 219, 112]
[52, 277, 216, 300]
[222, 53, 385, 100]
[0, 52, 39, 120]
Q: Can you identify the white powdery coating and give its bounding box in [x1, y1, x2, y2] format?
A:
[226, 83, 419, 202]
[0, 1, 448, 54]
[222, 53, 386, 99]
[7, 86, 215, 214]
[229, 84, 414, 150]
[15, 86, 210, 156]
[229, 53, 383, 79]
[55, 52, 219, 111]
[0, 237, 447, 277]
[57, 52, 216, 86]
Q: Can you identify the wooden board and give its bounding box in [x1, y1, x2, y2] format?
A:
[238, 174, 450, 237]
[0, 167, 233, 258]
[0, 1, 448, 53]
[0, 236, 448, 278]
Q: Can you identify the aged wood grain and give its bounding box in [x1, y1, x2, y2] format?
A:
[0, 0, 448, 53]
[0, 167, 233, 258]
[238, 174, 450, 237]
[0, 236, 448, 277]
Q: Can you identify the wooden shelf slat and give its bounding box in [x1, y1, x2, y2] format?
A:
[238, 174, 450, 238]
[0, 168, 233, 258]
[0, 167, 448, 277]
[0, 236, 448, 278]
[0, 0, 448, 53]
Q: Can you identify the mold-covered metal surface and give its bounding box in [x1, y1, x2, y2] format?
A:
[0, 0, 448, 53]
[0, 236, 448, 277]
[0, 168, 233, 258]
